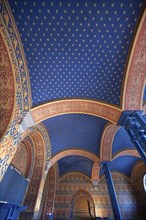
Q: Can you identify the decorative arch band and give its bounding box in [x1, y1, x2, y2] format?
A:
[50, 149, 100, 166]
[31, 99, 122, 124]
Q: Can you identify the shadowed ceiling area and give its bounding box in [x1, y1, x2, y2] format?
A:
[6, 0, 146, 181]
[58, 155, 93, 178]
[9, 0, 144, 107]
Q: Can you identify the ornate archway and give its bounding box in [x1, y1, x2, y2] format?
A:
[69, 189, 95, 220]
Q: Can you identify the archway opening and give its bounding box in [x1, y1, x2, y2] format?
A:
[73, 196, 92, 220]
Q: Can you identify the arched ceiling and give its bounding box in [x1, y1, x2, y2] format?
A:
[100, 156, 142, 177]
[112, 127, 135, 157]
[43, 114, 108, 157]
[58, 155, 93, 178]
[8, 0, 144, 107]
[7, 0, 146, 180]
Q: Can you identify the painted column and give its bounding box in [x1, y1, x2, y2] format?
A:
[118, 111, 146, 163]
[102, 162, 122, 220]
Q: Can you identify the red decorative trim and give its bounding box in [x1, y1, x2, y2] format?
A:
[51, 149, 100, 165]
[122, 10, 146, 110]
[91, 162, 100, 181]
[113, 149, 140, 160]
[100, 124, 119, 161]
[31, 99, 121, 124]
[22, 140, 33, 178]
[47, 167, 55, 214]
[23, 131, 45, 212]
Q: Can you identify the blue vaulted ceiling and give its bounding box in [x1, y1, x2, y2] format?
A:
[8, 0, 144, 106]
[58, 155, 93, 178]
[112, 127, 135, 157]
[43, 114, 108, 157]
[100, 156, 141, 177]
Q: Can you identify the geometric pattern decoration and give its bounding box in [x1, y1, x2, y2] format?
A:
[58, 155, 93, 178]
[8, 0, 145, 106]
[43, 114, 108, 156]
[131, 162, 146, 219]
[11, 142, 29, 177]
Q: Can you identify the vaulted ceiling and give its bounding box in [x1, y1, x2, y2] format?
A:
[8, 0, 146, 179]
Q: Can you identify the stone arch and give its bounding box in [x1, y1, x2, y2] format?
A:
[40, 166, 56, 220]
[20, 130, 45, 220]
[100, 124, 119, 161]
[50, 149, 100, 166]
[33, 123, 51, 170]
[113, 149, 140, 160]
[69, 189, 95, 219]
[31, 99, 122, 124]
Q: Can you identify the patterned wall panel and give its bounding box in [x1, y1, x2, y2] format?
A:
[11, 142, 28, 177]
[53, 172, 141, 220]
[131, 162, 146, 219]
[69, 189, 95, 219]
[0, 33, 15, 139]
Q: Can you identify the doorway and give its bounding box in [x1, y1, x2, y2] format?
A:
[72, 196, 92, 220]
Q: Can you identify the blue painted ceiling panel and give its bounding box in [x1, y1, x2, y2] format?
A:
[43, 114, 108, 157]
[110, 156, 141, 176]
[144, 86, 146, 101]
[112, 127, 135, 156]
[100, 156, 141, 177]
[8, 0, 144, 106]
[58, 155, 93, 178]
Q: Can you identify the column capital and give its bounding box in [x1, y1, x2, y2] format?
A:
[18, 111, 35, 133]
